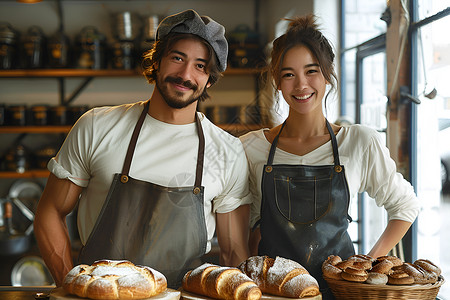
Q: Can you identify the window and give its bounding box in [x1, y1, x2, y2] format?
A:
[340, 0, 388, 255]
[341, 0, 450, 298]
[411, 1, 450, 297]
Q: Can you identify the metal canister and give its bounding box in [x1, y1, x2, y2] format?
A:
[4, 144, 29, 173]
[0, 103, 5, 126]
[22, 26, 46, 69]
[49, 105, 67, 125]
[48, 30, 71, 68]
[67, 105, 89, 125]
[114, 11, 141, 42]
[111, 40, 135, 70]
[140, 15, 158, 58]
[31, 105, 49, 126]
[7, 105, 28, 126]
[0, 22, 18, 70]
[75, 26, 107, 69]
[34, 145, 57, 169]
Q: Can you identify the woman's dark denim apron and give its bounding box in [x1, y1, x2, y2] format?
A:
[78, 101, 207, 289]
[259, 120, 354, 299]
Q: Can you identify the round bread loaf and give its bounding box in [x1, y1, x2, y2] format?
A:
[414, 259, 441, 276]
[63, 260, 167, 299]
[371, 259, 394, 274]
[387, 270, 414, 285]
[321, 255, 343, 280]
[349, 254, 375, 262]
[400, 262, 439, 284]
[341, 267, 368, 282]
[376, 255, 403, 267]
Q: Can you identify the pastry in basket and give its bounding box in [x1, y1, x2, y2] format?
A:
[322, 254, 375, 281]
[392, 259, 441, 284]
[63, 259, 167, 299]
[322, 254, 443, 286]
[239, 255, 320, 298]
[321, 255, 343, 280]
[414, 259, 441, 277]
[182, 263, 262, 300]
[387, 269, 415, 285]
[375, 255, 403, 267]
[340, 267, 368, 282]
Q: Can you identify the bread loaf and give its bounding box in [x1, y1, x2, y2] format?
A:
[239, 256, 320, 298]
[182, 263, 262, 300]
[63, 259, 167, 299]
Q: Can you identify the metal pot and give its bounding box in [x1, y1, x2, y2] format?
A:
[0, 201, 31, 256]
[0, 233, 31, 256]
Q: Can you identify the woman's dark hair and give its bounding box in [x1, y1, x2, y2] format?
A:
[141, 33, 222, 102]
[269, 14, 337, 106]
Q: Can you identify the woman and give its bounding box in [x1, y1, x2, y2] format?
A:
[239, 14, 419, 299]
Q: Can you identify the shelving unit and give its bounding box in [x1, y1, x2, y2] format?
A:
[0, 67, 262, 105]
[0, 126, 72, 134]
[0, 68, 260, 78]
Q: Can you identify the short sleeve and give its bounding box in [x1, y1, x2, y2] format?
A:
[48, 109, 94, 187]
[211, 139, 252, 214]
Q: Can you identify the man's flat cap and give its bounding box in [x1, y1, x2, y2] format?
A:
[156, 9, 228, 72]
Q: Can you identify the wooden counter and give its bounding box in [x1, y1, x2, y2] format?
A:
[0, 286, 54, 299]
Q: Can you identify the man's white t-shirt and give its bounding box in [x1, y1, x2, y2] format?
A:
[49, 101, 251, 252]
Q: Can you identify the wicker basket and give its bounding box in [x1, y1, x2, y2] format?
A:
[325, 275, 445, 300]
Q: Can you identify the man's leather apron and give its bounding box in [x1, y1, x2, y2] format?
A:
[78, 101, 207, 288]
[259, 120, 354, 299]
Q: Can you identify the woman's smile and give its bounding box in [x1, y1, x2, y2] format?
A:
[293, 92, 315, 102]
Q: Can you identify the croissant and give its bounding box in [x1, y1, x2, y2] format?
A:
[63, 259, 167, 299]
[239, 256, 320, 298]
[182, 263, 262, 300]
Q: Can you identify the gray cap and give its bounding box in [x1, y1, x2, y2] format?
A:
[156, 9, 228, 72]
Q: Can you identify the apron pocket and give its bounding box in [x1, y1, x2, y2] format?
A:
[273, 174, 332, 224]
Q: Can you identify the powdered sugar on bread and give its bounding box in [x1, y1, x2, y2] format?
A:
[63, 260, 167, 299]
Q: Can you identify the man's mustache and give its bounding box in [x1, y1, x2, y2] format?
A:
[165, 76, 198, 91]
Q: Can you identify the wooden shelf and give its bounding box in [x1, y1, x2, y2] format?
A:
[217, 124, 264, 131]
[0, 170, 50, 179]
[0, 126, 72, 134]
[0, 68, 260, 78]
[0, 69, 139, 78]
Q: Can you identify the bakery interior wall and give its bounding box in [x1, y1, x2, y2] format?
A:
[0, 0, 338, 285]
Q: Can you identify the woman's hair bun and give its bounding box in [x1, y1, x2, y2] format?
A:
[286, 14, 319, 34]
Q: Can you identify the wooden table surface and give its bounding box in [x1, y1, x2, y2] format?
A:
[0, 286, 54, 300]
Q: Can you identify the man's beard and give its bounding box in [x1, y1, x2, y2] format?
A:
[156, 75, 205, 109]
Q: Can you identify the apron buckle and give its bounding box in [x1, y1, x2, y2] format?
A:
[120, 175, 129, 183]
[334, 165, 342, 173]
[265, 166, 273, 173]
[193, 187, 201, 195]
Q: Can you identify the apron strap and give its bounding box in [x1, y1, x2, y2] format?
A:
[266, 121, 287, 166]
[267, 119, 341, 167]
[194, 113, 205, 189]
[121, 100, 150, 177]
[120, 101, 205, 191]
[325, 119, 341, 166]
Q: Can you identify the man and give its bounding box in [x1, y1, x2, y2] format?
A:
[34, 9, 251, 288]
